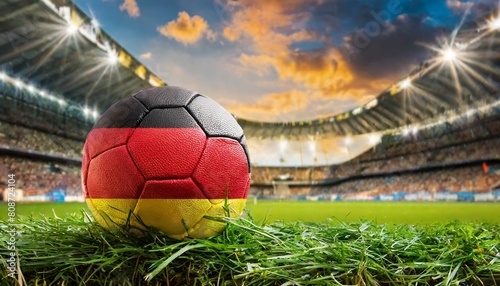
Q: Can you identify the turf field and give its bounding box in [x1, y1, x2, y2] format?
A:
[1, 200, 500, 224]
[1, 201, 499, 285]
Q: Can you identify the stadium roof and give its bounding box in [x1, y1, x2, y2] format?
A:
[0, 0, 165, 116]
[239, 24, 500, 139]
[0, 0, 499, 143]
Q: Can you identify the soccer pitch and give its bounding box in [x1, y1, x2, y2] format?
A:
[1, 201, 499, 285]
[1, 201, 500, 224]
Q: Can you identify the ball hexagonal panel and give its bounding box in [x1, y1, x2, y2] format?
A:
[93, 96, 148, 128]
[86, 145, 145, 199]
[133, 86, 198, 109]
[192, 137, 250, 201]
[85, 128, 135, 159]
[187, 95, 244, 139]
[127, 108, 206, 179]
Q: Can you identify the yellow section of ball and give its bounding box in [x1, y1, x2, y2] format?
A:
[86, 198, 246, 240]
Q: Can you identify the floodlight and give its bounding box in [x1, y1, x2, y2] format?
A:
[279, 140, 288, 152]
[92, 110, 99, 119]
[489, 17, 500, 30]
[0, 72, 6, 81]
[369, 134, 381, 144]
[58, 99, 67, 106]
[27, 85, 35, 93]
[14, 79, 22, 87]
[107, 51, 118, 64]
[67, 23, 78, 34]
[411, 126, 419, 135]
[344, 137, 352, 145]
[401, 78, 412, 89]
[443, 48, 457, 62]
[308, 141, 316, 152]
[83, 106, 90, 116]
[402, 128, 410, 136]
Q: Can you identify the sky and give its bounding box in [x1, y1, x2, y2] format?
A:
[72, 0, 499, 122]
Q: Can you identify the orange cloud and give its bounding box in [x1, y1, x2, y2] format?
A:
[220, 0, 388, 116]
[158, 12, 214, 45]
[228, 90, 309, 121]
[446, 0, 474, 13]
[120, 0, 140, 18]
[140, 52, 152, 59]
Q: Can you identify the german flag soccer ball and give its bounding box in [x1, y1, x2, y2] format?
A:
[82, 86, 251, 240]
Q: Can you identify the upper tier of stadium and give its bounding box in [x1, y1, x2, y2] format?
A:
[0, 0, 499, 166]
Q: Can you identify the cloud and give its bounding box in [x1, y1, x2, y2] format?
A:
[158, 11, 215, 45]
[120, 0, 140, 18]
[446, 0, 474, 14]
[340, 14, 446, 82]
[140, 52, 152, 59]
[228, 90, 309, 121]
[220, 0, 385, 105]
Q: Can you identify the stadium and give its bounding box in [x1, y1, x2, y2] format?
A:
[0, 0, 499, 285]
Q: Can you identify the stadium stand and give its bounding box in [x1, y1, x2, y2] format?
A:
[0, 156, 81, 197]
[0, 121, 83, 158]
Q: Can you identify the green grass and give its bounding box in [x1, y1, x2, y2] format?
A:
[1, 212, 499, 285]
[246, 201, 500, 224]
[2, 201, 500, 224]
[1, 201, 499, 285]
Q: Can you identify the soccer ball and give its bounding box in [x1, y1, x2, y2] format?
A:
[82, 86, 251, 240]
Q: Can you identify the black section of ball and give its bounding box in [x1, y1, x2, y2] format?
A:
[187, 95, 244, 140]
[93, 96, 148, 128]
[138, 108, 200, 128]
[134, 86, 197, 109]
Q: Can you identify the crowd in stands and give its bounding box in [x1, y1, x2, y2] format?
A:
[0, 121, 83, 158]
[251, 110, 500, 198]
[0, 156, 82, 197]
[252, 110, 500, 184]
[311, 166, 500, 197]
[358, 111, 500, 162]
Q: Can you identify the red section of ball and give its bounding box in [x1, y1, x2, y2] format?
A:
[127, 128, 206, 179]
[86, 145, 145, 199]
[85, 128, 135, 159]
[140, 178, 206, 199]
[192, 137, 250, 199]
